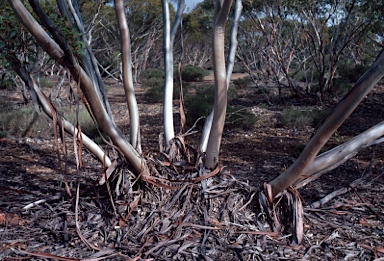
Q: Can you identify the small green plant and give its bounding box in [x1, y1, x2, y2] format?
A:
[140, 68, 164, 80]
[66, 109, 100, 139]
[338, 63, 370, 83]
[233, 76, 253, 89]
[180, 65, 208, 82]
[185, 85, 245, 129]
[279, 108, 328, 128]
[0, 130, 7, 138]
[226, 106, 259, 130]
[37, 76, 56, 89]
[334, 130, 344, 144]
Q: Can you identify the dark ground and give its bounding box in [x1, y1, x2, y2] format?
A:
[1, 75, 384, 260]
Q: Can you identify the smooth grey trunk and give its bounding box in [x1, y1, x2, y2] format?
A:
[205, 0, 234, 169]
[294, 120, 384, 189]
[14, 65, 112, 168]
[200, 0, 241, 153]
[60, 0, 114, 119]
[269, 50, 384, 196]
[162, 0, 185, 145]
[114, 0, 141, 152]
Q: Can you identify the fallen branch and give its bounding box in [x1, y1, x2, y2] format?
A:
[309, 177, 363, 208]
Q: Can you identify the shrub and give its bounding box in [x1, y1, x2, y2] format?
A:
[66, 109, 99, 139]
[185, 85, 214, 126]
[232, 64, 246, 73]
[333, 78, 352, 95]
[233, 76, 253, 89]
[338, 63, 370, 83]
[140, 68, 164, 80]
[141, 68, 165, 103]
[0, 74, 14, 90]
[185, 85, 255, 130]
[36, 76, 55, 89]
[279, 108, 328, 128]
[144, 84, 181, 103]
[226, 106, 259, 130]
[181, 65, 208, 82]
[0, 130, 7, 138]
[144, 85, 163, 103]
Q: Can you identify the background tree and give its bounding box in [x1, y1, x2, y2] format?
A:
[183, 1, 213, 67]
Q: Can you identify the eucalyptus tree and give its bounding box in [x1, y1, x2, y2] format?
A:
[5, 0, 384, 248]
[162, 0, 185, 144]
[125, 0, 165, 80]
[5, 0, 239, 174]
[114, 0, 141, 151]
[55, 0, 113, 117]
[293, 0, 383, 98]
[182, 1, 213, 67]
[238, 0, 304, 96]
[0, 3, 112, 169]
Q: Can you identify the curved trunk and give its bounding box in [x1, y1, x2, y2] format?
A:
[200, 0, 242, 153]
[269, 50, 384, 196]
[205, 0, 234, 169]
[56, 0, 113, 118]
[162, 0, 185, 145]
[9, 0, 144, 175]
[294, 120, 384, 189]
[114, 0, 141, 152]
[14, 65, 112, 168]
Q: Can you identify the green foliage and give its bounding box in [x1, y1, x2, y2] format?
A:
[0, 6, 33, 70]
[40, 1, 86, 56]
[233, 76, 253, 89]
[141, 68, 164, 80]
[185, 85, 214, 127]
[0, 74, 14, 90]
[144, 84, 164, 103]
[226, 106, 259, 130]
[332, 78, 352, 95]
[141, 68, 164, 103]
[181, 65, 208, 82]
[333, 63, 370, 95]
[36, 76, 55, 89]
[232, 65, 246, 73]
[141, 67, 186, 103]
[279, 108, 328, 128]
[0, 130, 7, 138]
[66, 109, 99, 139]
[337, 63, 370, 83]
[143, 81, 180, 104]
[185, 84, 254, 130]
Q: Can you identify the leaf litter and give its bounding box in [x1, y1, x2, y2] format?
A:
[1, 83, 384, 260]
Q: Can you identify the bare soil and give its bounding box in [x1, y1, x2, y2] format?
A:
[1, 75, 384, 260]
